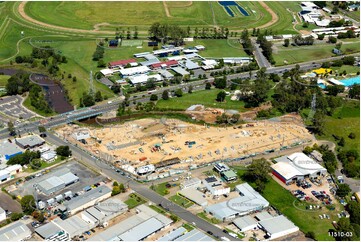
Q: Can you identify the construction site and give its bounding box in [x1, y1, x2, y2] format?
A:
[56, 114, 314, 179]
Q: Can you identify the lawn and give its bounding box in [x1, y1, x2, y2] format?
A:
[317, 100, 360, 153]
[265, 1, 300, 34]
[23, 157, 64, 173]
[274, 42, 360, 66]
[182, 223, 195, 231]
[124, 193, 146, 209]
[156, 89, 247, 111]
[190, 39, 249, 58]
[151, 182, 170, 196]
[0, 75, 10, 86]
[169, 194, 194, 208]
[232, 166, 344, 240]
[331, 65, 360, 75]
[197, 211, 221, 224]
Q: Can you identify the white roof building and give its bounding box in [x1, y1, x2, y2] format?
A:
[258, 215, 299, 240]
[129, 74, 162, 85]
[179, 188, 208, 206]
[181, 177, 201, 190]
[0, 206, 5, 222]
[119, 66, 150, 76]
[0, 221, 32, 241]
[233, 215, 258, 232]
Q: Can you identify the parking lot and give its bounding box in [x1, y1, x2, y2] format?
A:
[0, 95, 35, 120]
[10, 160, 106, 201]
[0, 191, 22, 213]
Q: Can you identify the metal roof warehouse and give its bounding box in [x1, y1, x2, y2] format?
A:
[37, 172, 79, 195]
[0, 221, 32, 241]
[174, 228, 215, 241]
[15, 135, 45, 149]
[258, 215, 299, 240]
[0, 140, 23, 161]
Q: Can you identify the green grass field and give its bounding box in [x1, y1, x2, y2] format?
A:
[274, 42, 360, 66]
[151, 182, 170, 196]
[169, 194, 194, 208]
[191, 39, 248, 57]
[156, 89, 247, 111]
[317, 100, 360, 153]
[0, 75, 10, 86]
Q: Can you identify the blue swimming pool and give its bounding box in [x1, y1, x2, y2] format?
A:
[318, 84, 326, 89]
[340, 76, 360, 86]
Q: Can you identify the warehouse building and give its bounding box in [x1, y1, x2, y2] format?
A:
[37, 172, 79, 195]
[129, 74, 162, 85]
[119, 66, 150, 76]
[174, 228, 215, 241]
[0, 206, 6, 222]
[179, 188, 208, 206]
[258, 215, 299, 240]
[88, 204, 172, 241]
[64, 186, 112, 215]
[15, 135, 45, 149]
[158, 227, 187, 241]
[0, 165, 22, 184]
[171, 67, 190, 76]
[80, 198, 128, 226]
[0, 140, 23, 162]
[205, 183, 269, 221]
[0, 221, 32, 241]
[272, 152, 327, 185]
[233, 215, 258, 232]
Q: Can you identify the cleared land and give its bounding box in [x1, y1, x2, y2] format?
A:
[56, 117, 314, 170]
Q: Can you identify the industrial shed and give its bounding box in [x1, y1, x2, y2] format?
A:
[0, 221, 32, 241]
[258, 215, 299, 240]
[37, 172, 79, 195]
[233, 215, 258, 232]
[0, 140, 23, 162]
[179, 188, 208, 206]
[174, 228, 215, 241]
[159, 227, 187, 241]
[15, 135, 45, 149]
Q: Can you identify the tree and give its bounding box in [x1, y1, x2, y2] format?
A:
[32, 210, 45, 223]
[38, 126, 46, 133]
[244, 158, 270, 182]
[133, 26, 138, 39]
[205, 82, 211, 90]
[162, 90, 169, 100]
[338, 137, 346, 147]
[328, 36, 337, 43]
[145, 79, 156, 90]
[305, 231, 316, 240]
[284, 39, 290, 47]
[97, 59, 106, 68]
[20, 195, 35, 214]
[216, 91, 226, 102]
[347, 201, 360, 224]
[336, 184, 351, 197]
[7, 121, 16, 136]
[214, 76, 227, 89]
[56, 146, 72, 157]
[111, 186, 121, 196]
[72, 76, 77, 83]
[342, 56, 355, 65]
[94, 91, 103, 102]
[10, 212, 23, 221]
[188, 85, 193, 94]
[150, 94, 158, 101]
[348, 84, 360, 99]
[325, 85, 345, 96]
[175, 89, 183, 97]
[348, 132, 356, 139]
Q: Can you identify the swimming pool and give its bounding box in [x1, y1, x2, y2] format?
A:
[340, 76, 360, 86]
[318, 84, 326, 89]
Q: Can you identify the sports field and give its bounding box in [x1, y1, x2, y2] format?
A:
[23, 1, 277, 31]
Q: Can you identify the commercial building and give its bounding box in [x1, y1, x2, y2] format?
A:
[258, 215, 299, 240]
[214, 163, 230, 173]
[158, 69, 174, 80]
[159, 227, 187, 241]
[272, 152, 327, 185]
[0, 165, 22, 184]
[174, 228, 215, 241]
[205, 183, 269, 221]
[150, 60, 178, 69]
[119, 66, 150, 76]
[80, 198, 128, 226]
[37, 172, 79, 195]
[15, 135, 45, 149]
[178, 188, 208, 206]
[108, 59, 137, 69]
[171, 67, 190, 76]
[0, 221, 32, 241]
[0, 206, 6, 222]
[0, 140, 23, 162]
[233, 215, 258, 232]
[72, 130, 90, 141]
[221, 170, 238, 182]
[203, 176, 230, 196]
[129, 74, 162, 85]
[64, 186, 112, 215]
[41, 150, 57, 162]
[88, 204, 172, 241]
[223, 57, 253, 64]
[181, 177, 201, 190]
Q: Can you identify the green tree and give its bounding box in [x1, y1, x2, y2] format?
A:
[38, 126, 46, 133]
[216, 91, 226, 102]
[284, 39, 290, 47]
[348, 132, 356, 139]
[20, 195, 35, 214]
[150, 94, 158, 101]
[244, 158, 270, 182]
[94, 91, 103, 102]
[162, 90, 169, 100]
[175, 89, 183, 97]
[338, 137, 346, 147]
[111, 186, 121, 196]
[205, 82, 211, 90]
[10, 212, 23, 221]
[336, 184, 352, 197]
[7, 121, 15, 136]
[55, 146, 72, 157]
[347, 201, 360, 224]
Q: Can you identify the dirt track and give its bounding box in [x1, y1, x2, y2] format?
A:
[256, 1, 279, 30]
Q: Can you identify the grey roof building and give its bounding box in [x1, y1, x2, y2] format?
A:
[174, 228, 215, 241]
[64, 186, 112, 214]
[158, 227, 187, 241]
[255, 211, 273, 221]
[158, 69, 174, 79]
[15, 135, 45, 149]
[233, 215, 258, 232]
[89, 204, 172, 241]
[0, 140, 23, 162]
[171, 67, 190, 76]
[179, 188, 208, 206]
[37, 172, 79, 195]
[0, 221, 32, 241]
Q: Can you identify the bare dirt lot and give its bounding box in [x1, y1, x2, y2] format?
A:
[57, 115, 314, 171]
